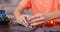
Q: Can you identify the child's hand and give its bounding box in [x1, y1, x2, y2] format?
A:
[16, 15, 30, 27]
[29, 14, 48, 26]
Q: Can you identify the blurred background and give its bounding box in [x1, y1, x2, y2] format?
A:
[0, 0, 32, 19]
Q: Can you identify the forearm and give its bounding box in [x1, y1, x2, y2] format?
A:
[13, 0, 29, 19]
[13, 10, 21, 20]
[46, 10, 60, 20]
[13, 6, 24, 19]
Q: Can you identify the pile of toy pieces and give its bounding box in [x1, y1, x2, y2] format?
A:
[35, 20, 60, 28]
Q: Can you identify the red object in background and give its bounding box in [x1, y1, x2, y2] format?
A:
[43, 20, 60, 27]
[54, 21, 60, 24]
[44, 23, 53, 27]
[43, 20, 54, 27]
[33, 20, 60, 28]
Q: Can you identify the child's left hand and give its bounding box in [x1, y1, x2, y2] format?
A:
[28, 14, 49, 26]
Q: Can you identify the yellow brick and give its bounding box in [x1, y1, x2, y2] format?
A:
[49, 20, 54, 24]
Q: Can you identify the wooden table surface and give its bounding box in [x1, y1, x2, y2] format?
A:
[0, 24, 24, 32]
[0, 23, 36, 32]
[0, 22, 60, 32]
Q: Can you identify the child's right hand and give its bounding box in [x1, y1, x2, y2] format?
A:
[16, 15, 30, 27]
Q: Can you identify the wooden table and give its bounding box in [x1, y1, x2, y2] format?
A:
[0, 23, 36, 32]
[0, 24, 24, 32]
[0, 22, 60, 32]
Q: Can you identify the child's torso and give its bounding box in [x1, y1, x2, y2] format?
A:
[30, 0, 60, 21]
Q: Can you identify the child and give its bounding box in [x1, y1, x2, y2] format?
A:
[13, 0, 60, 27]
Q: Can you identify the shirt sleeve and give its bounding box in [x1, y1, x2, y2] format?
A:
[24, 0, 31, 10]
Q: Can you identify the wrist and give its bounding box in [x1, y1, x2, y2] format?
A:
[44, 13, 55, 21]
[14, 15, 21, 21]
[42, 14, 50, 21]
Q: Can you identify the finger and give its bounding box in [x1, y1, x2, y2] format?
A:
[28, 14, 42, 21]
[18, 17, 28, 27]
[31, 21, 45, 26]
[30, 17, 45, 23]
[21, 16, 29, 27]
[28, 16, 39, 21]
[17, 18, 24, 25]
[24, 15, 30, 21]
